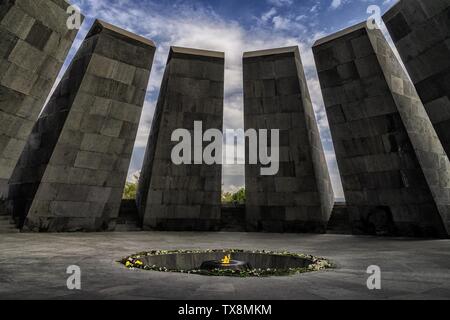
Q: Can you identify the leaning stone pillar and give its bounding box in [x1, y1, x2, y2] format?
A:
[383, 0, 450, 157]
[137, 47, 224, 231]
[313, 22, 450, 237]
[7, 20, 156, 231]
[243, 47, 334, 233]
[0, 0, 83, 199]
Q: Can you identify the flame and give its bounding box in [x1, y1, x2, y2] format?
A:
[220, 254, 231, 264]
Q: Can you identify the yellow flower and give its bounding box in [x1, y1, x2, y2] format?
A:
[135, 260, 143, 266]
[125, 261, 132, 268]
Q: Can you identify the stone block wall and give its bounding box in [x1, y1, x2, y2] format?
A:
[383, 0, 450, 157]
[137, 47, 224, 231]
[243, 47, 334, 233]
[313, 22, 450, 237]
[7, 20, 155, 231]
[0, 0, 82, 198]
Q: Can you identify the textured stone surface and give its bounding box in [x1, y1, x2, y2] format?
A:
[384, 0, 450, 156]
[313, 22, 450, 237]
[327, 202, 351, 234]
[137, 47, 224, 231]
[0, 0, 82, 199]
[7, 20, 155, 232]
[243, 47, 334, 233]
[1, 232, 450, 300]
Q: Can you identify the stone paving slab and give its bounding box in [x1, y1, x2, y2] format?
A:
[0, 232, 449, 300]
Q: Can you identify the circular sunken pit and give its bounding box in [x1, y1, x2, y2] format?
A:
[121, 249, 333, 277]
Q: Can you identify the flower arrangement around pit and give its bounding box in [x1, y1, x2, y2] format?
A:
[120, 249, 333, 277]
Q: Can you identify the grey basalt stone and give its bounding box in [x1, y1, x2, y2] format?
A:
[137, 46, 224, 231]
[6, 20, 156, 232]
[313, 22, 450, 238]
[243, 46, 334, 234]
[383, 0, 450, 157]
[0, 0, 83, 199]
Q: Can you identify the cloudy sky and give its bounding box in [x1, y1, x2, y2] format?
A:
[62, 0, 398, 199]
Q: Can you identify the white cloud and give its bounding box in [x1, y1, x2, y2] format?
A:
[68, 0, 345, 198]
[330, 0, 343, 10]
[267, 0, 293, 7]
[261, 8, 277, 23]
[310, 4, 320, 13]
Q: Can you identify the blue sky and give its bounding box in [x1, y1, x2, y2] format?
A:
[61, 0, 399, 199]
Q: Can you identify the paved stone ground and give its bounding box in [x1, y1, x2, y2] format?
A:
[0, 232, 449, 300]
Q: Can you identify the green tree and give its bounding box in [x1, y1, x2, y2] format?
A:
[222, 188, 246, 204]
[123, 181, 138, 199]
[122, 173, 140, 200]
[231, 188, 246, 204]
